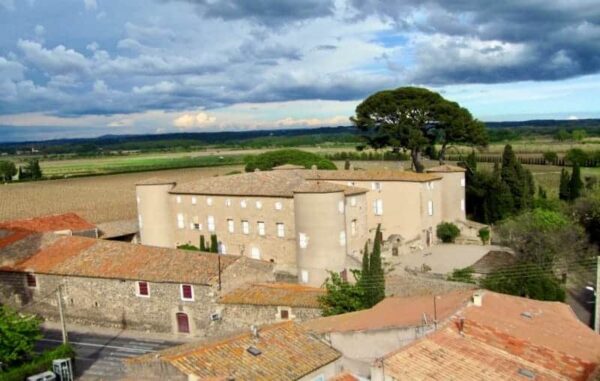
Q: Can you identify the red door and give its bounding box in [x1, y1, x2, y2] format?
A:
[176, 312, 190, 333]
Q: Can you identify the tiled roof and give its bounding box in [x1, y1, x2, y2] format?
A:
[426, 164, 466, 172]
[304, 290, 472, 333]
[97, 219, 139, 239]
[328, 372, 359, 381]
[128, 322, 341, 381]
[220, 283, 325, 308]
[0, 213, 96, 232]
[172, 170, 366, 198]
[293, 181, 367, 195]
[135, 177, 176, 186]
[307, 169, 442, 182]
[0, 232, 242, 285]
[377, 291, 600, 381]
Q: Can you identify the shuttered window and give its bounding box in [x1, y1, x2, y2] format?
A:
[137, 281, 149, 297]
[181, 284, 194, 301]
[26, 273, 37, 288]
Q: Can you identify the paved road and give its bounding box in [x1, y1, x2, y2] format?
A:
[36, 329, 181, 380]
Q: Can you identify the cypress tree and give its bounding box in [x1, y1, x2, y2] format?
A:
[559, 168, 571, 201]
[210, 234, 219, 253]
[500, 144, 534, 212]
[358, 242, 371, 308]
[199, 236, 206, 251]
[569, 163, 583, 200]
[367, 225, 385, 307]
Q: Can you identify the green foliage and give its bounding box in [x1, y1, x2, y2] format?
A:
[573, 188, 600, 246]
[436, 222, 460, 243]
[210, 234, 219, 253]
[501, 144, 534, 211]
[21, 159, 43, 180]
[481, 265, 566, 302]
[555, 128, 570, 141]
[365, 225, 385, 307]
[0, 160, 17, 182]
[572, 129, 587, 142]
[478, 227, 490, 244]
[344, 160, 350, 170]
[565, 148, 589, 166]
[199, 236, 206, 251]
[176, 244, 199, 251]
[0, 344, 75, 381]
[569, 163, 583, 201]
[351, 87, 487, 172]
[542, 151, 558, 164]
[318, 272, 365, 316]
[447, 267, 476, 284]
[244, 149, 336, 172]
[559, 168, 571, 201]
[0, 306, 42, 367]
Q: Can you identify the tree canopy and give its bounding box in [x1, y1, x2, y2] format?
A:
[0, 306, 42, 367]
[0, 160, 17, 182]
[351, 87, 487, 172]
[244, 149, 336, 172]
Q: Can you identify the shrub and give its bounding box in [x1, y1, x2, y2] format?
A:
[244, 149, 336, 172]
[481, 265, 566, 302]
[565, 148, 589, 166]
[0, 344, 75, 381]
[177, 244, 199, 251]
[478, 227, 490, 244]
[542, 151, 558, 165]
[447, 267, 476, 284]
[436, 222, 460, 243]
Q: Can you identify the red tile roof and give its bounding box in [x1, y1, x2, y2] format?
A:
[328, 372, 359, 381]
[0, 213, 96, 233]
[304, 289, 472, 333]
[220, 282, 325, 308]
[128, 322, 341, 381]
[377, 291, 600, 381]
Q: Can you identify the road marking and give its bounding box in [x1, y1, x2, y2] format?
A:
[39, 338, 156, 353]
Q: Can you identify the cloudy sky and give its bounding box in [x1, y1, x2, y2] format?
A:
[1, 0, 599, 142]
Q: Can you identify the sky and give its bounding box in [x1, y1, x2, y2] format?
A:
[0, 0, 599, 142]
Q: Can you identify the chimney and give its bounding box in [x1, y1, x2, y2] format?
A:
[472, 292, 483, 307]
[250, 325, 259, 339]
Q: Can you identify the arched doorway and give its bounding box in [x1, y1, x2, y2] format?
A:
[176, 312, 190, 333]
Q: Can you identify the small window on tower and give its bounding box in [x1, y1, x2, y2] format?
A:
[26, 273, 37, 288]
[180, 284, 194, 301]
[137, 281, 150, 297]
[280, 309, 290, 320]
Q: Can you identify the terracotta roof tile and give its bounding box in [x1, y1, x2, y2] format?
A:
[96, 219, 138, 238]
[304, 289, 472, 333]
[220, 283, 325, 308]
[0, 213, 96, 232]
[426, 164, 467, 172]
[293, 181, 367, 195]
[128, 322, 340, 381]
[328, 372, 359, 381]
[307, 169, 442, 182]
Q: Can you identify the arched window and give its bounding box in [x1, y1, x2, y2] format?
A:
[176, 312, 190, 333]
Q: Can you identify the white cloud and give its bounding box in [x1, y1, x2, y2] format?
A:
[83, 0, 97, 11]
[17, 39, 89, 75]
[568, 115, 579, 120]
[34, 24, 45, 36]
[275, 115, 349, 127]
[93, 79, 108, 93]
[173, 112, 217, 128]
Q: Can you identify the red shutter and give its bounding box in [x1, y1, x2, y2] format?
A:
[182, 285, 193, 300]
[26, 273, 37, 288]
[138, 281, 149, 296]
[176, 312, 190, 333]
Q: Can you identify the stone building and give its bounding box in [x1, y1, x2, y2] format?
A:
[125, 321, 344, 381]
[136, 166, 466, 286]
[0, 227, 275, 337]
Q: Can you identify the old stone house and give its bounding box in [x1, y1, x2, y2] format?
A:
[0, 227, 275, 337]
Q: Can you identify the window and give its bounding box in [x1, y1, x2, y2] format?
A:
[299, 233, 308, 248]
[374, 199, 383, 216]
[350, 197, 356, 206]
[251, 247, 261, 259]
[351, 219, 357, 236]
[461, 178, 466, 187]
[428, 200, 434, 216]
[275, 201, 283, 210]
[26, 273, 37, 288]
[207, 216, 215, 232]
[372, 182, 381, 191]
[177, 213, 184, 229]
[338, 200, 344, 214]
[227, 219, 234, 233]
[255, 201, 262, 209]
[138, 214, 143, 229]
[180, 284, 194, 301]
[176, 196, 181, 204]
[339, 231, 346, 246]
[300, 270, 309, 283]
[276, 223, 285, 238]
[176, 312, 190, 333]
[137, 281, 150, 297]
[219, 242, 227, 254]
[192, 216, 200, 230]
[206, 197, 213, 206]
[225, 198, 231, 207]
[240, 200, 247, 208]
[280, 309, 290, 320]
[257, 221, 265, 236]
[242, 220, 249, 234]
[461, 199, 466, 211]
[191, 196, 197, 205]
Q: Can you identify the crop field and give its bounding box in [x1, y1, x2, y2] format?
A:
[0, 165, 243, 223]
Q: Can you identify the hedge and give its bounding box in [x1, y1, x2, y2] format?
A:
[0, 344, 75, 381]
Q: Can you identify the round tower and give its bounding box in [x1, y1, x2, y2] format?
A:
[293, 182, 347, 287]
[135, 178, 176, 248]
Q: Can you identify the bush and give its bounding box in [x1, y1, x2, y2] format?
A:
[244, 149, 337, 172]
[436, 222, 460, 243]
[478, 227, 490, 244]
[447, 267, 476, 283]
[177, 244, 199, 251]
[0, 344, 75, 381]
[565, 148, 589, 166]
[542, 151, 558, 165]
[481, 265, 566, 302]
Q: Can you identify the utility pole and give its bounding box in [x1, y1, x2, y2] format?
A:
[433, 295, 438, 330]
[218, 255, 222, 291]
[57, 285, 68, 344]
[595, 256, 600, 334]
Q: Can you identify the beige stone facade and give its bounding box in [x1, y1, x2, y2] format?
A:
[137, 167, 466, 286]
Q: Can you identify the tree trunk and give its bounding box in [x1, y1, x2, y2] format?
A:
[439, 143, 448, 164]
[411, 148, 425, 173]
